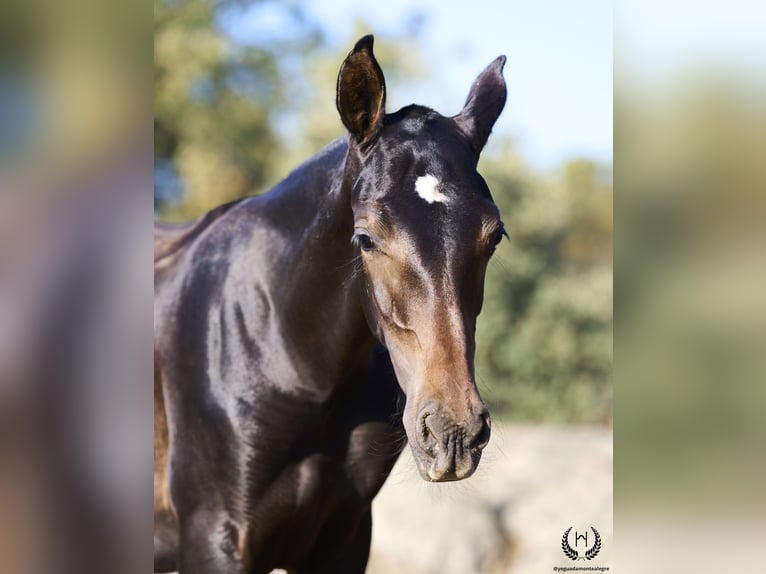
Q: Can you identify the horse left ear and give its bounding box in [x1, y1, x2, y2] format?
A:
[336, 35, 387, 148]
[454, 56, 507, 157]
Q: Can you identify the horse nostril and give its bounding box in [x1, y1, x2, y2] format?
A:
[418, 405, 443, 450]
[471, 410, 491, 450]
[420, 411, 433, 442]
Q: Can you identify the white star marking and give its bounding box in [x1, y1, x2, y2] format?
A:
[415, 174, 448, 204]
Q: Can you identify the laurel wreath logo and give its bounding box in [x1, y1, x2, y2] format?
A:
[561, 526, 601, 561]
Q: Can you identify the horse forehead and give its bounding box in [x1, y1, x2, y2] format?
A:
[380, 164, 493, 217]
[364, 144, 482, 207]
[362, 155, 495, 235]
[358, 109, 495, 226]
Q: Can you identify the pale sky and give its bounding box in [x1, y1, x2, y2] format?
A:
[307, 0, 613, 168]
[617, 0, 766, 89]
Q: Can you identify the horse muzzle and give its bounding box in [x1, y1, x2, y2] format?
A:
[410, 402, 491, 482]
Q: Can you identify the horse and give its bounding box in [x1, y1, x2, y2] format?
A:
[154, 35, 507, 574]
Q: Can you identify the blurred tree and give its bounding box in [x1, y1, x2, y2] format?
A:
[476, 146, 613, 423]
[154, 0, 321, 221]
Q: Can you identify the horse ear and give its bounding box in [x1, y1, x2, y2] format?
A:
[336, 35, 387, 147]
[454, 56, 507, 157]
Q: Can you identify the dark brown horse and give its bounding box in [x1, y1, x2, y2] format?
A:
[154, 35, 507, 574]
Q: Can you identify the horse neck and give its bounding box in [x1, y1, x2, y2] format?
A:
[266, 138, 375, 375]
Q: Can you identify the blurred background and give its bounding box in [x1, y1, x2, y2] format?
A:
[616, 1, 766, 572]
[154, 1, 612, 572]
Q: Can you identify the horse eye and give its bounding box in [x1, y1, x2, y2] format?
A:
[354, 233, 375, 252]
[488, 228, 507, 253]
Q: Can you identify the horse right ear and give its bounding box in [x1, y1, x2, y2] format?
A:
[336, 35, 387, 148]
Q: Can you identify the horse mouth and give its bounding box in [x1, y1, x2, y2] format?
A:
[411, 444, 484, 483]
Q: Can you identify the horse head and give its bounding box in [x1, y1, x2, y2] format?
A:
[337, 36, 507, 482]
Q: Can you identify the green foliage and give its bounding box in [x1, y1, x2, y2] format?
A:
[477, 148, 612, 422]
[153, 2, 612, 423]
